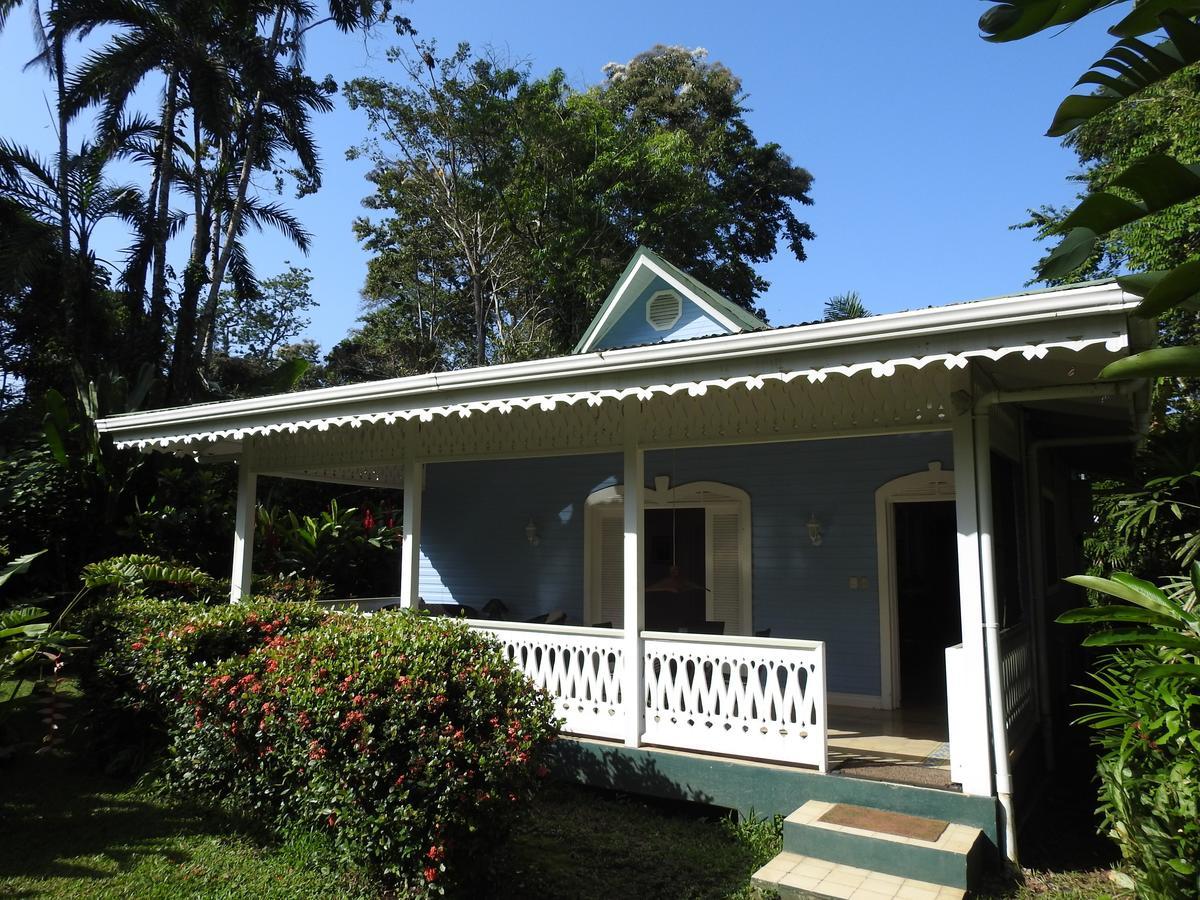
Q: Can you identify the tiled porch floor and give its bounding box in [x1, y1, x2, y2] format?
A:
[828, 705, 951, 783]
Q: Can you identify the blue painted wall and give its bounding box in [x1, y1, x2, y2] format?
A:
[419, 431, 953, 699]
[591, 275, 731, 350]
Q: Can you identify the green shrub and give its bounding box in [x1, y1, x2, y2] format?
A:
[81, 553, 225, 604]
[1062, 570, 1200, 898]
[1081, 649, 1200, 899]
[169, 610, 557, 894]
[255, 501, 402, 597]
[75, 594, 329, 769]
[253, 574, 331, 604]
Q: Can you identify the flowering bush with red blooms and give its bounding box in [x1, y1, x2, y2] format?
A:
[169, 611, 557, 895]
[75, 595, 331, 766]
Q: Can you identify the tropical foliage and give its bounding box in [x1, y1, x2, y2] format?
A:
[981, 1, 1200, 380]
[981, 3, 1200, 891]
[255, 500, 403, 597]
[1058, 570, 1200, 897]
[0, 551, 81, 722]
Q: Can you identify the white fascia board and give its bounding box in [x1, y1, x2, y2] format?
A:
[574, 257, 652, 354]
[97, 281, 1137, 446]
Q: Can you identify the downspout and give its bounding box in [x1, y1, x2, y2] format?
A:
[969, 380, 1137, 865]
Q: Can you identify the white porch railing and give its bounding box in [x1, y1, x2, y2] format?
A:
[999, 623, 1036, 753]
[642, 631, 828, 771]
[470, 621, 627, 742]
[470, 620, 828, 771]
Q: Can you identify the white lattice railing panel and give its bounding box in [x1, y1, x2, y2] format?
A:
[1000, 624, 1036, 752]
[641, 632, 827, 771]
[470, 621, 626, 741]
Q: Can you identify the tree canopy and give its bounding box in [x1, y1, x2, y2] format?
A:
[337, 42, 815, 375]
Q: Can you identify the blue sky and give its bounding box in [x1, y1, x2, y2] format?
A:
[0, 2, 1122, 353]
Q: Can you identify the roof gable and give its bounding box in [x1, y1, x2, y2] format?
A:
[572, 247, 767, 353]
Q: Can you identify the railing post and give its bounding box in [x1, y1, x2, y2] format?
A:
[229, 455, 256, 603]
[622, 403, 645, 748]
[815, 640, 828, 773]
[400, 459, 424, 609]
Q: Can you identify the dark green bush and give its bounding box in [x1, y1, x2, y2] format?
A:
[1081, 649, 1200, 899]
[75, 594, 329, 769]
[169, 611, 557, 894]
[1062, 571, 1200, 897]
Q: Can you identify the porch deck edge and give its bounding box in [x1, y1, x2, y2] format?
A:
[546, 737, 1000, 847]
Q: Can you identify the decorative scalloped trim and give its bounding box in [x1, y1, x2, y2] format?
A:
[113, 335, 1128, 451]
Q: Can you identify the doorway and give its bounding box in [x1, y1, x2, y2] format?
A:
[893, 500, 961, 709]
[644, 507, 707, 632]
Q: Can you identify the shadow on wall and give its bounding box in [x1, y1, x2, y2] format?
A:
[547, 738, 715, 808]
[418, 454, 621, 622]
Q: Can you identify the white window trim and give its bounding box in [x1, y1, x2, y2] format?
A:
[583, 479, 752, 634]
[874, 461, 956, 710]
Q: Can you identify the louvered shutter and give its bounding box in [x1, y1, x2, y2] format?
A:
[710, 510, 743, 634]
[597, 514, 624, 627]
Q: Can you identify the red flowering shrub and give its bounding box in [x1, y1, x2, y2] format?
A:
[169, 611, 557, 894]
[76, 594, 331, 767]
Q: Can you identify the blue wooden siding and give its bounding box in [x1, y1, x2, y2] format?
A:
[418, 431, 953, 699]
[590, 275, 731, 350]
[419, 454, 620, 619]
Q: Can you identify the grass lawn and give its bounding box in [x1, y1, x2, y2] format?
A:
[0, 685, 1130, 899]
[0, 745, 778, 898]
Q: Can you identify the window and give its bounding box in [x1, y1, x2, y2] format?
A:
[584, 481, 751, 634]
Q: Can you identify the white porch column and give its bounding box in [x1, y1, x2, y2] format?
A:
[622, 406, 645, 748]
[950, 410, 995, 797]
[400, 460, 424, 609]
[229, 458, 257, 603]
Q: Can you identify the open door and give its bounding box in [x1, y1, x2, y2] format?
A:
[893, 500, 961, 720]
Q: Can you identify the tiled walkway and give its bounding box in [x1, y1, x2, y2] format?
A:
[754, 852, 965, 899]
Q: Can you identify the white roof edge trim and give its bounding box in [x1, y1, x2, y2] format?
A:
[108, 334, 1130, 451]
[98, 280, 1135, 440]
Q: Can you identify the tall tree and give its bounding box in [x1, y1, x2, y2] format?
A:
[343, 42, 815, 375]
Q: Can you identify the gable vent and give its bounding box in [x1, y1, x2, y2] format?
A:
[646, 290, 682, 331]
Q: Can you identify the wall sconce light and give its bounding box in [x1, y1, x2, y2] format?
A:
[807, 514, 823, 547]
[525, 517, 540, 547]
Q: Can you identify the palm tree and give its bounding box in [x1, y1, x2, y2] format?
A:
[54, 0, 248, 370]
[823, 290, 870, 322]
[201, 1, 393, 347]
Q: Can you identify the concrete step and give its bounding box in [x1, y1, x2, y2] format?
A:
[752, 852, 965, 899]
[778, 799, 987, 890]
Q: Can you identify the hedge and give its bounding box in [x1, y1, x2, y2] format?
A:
[76, 597, 558, 894]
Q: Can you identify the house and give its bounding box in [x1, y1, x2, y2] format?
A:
[97, 248, 1151, 896]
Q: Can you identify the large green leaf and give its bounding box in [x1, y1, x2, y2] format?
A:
[1042, 158, 1200, 281]
[1047, 12, 1200, 135]
[1065, 573, 1173, 609]
[1100, 346, 1200, 378]
[1138, 662, 1200, 679]
[1125, 258, 1200, 317]
[1112, 0, 1200, 37]
[1057, 605, 1180, 628]
[1081, 630, 1200, 650]
[979, 1, 1120, 43]
[0, 551, 47, 589]
[1039, 226, 1100, 280]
